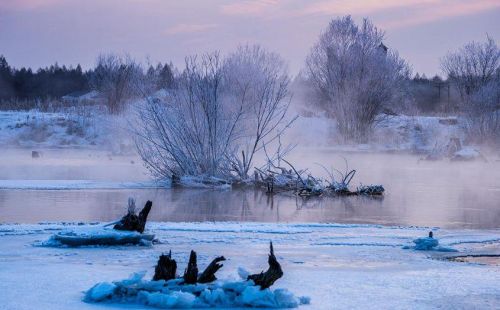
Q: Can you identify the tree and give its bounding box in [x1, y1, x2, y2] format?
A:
[90, 54, 141, 114]
[223, 44, 293, 178]
[441, 36, 500, 144]
[0, 55, 14, 100]
[306, 16, 410, 142]
[134, 46, 293, 182]
[441, 36, 499, 99]
[135, 52, 238, 179]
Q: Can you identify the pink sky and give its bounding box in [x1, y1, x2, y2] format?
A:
[0, 0, 499, 76]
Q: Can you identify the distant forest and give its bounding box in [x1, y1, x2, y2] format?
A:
[0, 55, 174, 103]
[0, 54, 466, 114]
[0, 55, 90, 101]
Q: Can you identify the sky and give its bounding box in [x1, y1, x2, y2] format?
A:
[0, 0, 499, 77]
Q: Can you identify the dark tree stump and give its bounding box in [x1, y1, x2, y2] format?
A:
[198, 256, 226, 283]
[153, 251, 177, 281]
[183, 250, 198, 284]
[248, 242, 283, 289]
[114, 200, 152, 233]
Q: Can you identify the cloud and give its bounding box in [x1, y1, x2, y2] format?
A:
[220, 0, 280, 16]
[0, 0, 63, 10]
[164, 23, 218, 35]
[297, 0, 438, 16]
[219, 0, 500, 28]
[380, 0, 500, 29]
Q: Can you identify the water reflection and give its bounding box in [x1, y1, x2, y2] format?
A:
[0, 150, 499, 229]
[0, 186, 498, 228]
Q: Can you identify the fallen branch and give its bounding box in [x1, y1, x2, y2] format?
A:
[198, 256, 226, 283]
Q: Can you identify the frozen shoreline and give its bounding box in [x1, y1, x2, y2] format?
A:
[0, 221, 498, 309]
[0, 179, 168, 190]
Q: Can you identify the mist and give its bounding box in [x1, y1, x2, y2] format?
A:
[0, 5, 499, 309]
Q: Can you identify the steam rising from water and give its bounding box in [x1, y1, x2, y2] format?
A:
[0, 148, 498, 228]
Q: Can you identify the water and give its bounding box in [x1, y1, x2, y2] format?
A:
[0, 148, 499, 229]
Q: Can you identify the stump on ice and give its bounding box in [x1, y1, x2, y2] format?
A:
[114, 199, 152, 233]
[183, 250, 199, 284]
[153, 251, 177, 281]
[248, 242, 283, 289]
[198, 256, 226, 283]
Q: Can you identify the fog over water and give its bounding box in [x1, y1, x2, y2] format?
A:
[0, 148, 498, 229]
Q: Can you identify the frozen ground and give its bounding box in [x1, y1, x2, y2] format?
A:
[287, 114, 466, 153]
[0, 110, 134, 153]
[0, 110, 471, 154]
[0, 222, 498, 309]
[0, 179, 167, 190]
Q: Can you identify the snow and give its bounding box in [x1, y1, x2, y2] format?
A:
[401, 236, 457, 252]
[288, 114, 466, 153]
[0, 179, 169, 190]
[40, 226, 155, 247]
[0, 221, 498, 309]
[84, 271, 309, 308]
[0, 110, 133, 152]
[0, 110, 483, 158]
[451, 147, 483, 161]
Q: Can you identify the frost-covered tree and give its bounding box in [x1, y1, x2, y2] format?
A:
[134, 46, 293, 182]
[441, 36, 500, 144]
[306, 16, 410, 142]
[91, 54, 142, 114]
[442, 36, 499, 99]
[135, 52, 236, 179]
[224, 45, 292, 179]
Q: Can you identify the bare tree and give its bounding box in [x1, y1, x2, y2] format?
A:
[441, 36, 500, 143]
[91, 54, 142, 114]
[306, 16, 410, 142]
[134, 52, 241, 180]
[442, 36, 499, 99]
[134, 46, 294, 182]
[224, 44, 293, 179]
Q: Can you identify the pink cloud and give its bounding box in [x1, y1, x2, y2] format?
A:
[298, 0, 439, 16]
[220, 0, 280, 16]
[380, 0, 500, 29]
[164, 23, 218, 35]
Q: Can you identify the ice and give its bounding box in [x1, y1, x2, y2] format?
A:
[0, 179, 169, 190]
[40, 226, 155, 247]
[451, 147, 483, 161]
[84, 271, 310, 308]
[140, 291, 197, 308]
[1, 222, 499, 309]
[85, 282, 116, 301]
[402, 236, 458, 252]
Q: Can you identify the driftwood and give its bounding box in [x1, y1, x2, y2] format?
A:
[248, 242, 283, 289]
[198, 256, 226, 283]
[114, 200, 152, 233]
[152, 251, 226, 285]
[151, 247, 283, 289]
[183, 250, 199, 284]
[255, 158, 384, 198]
[153, 251, 177, 281]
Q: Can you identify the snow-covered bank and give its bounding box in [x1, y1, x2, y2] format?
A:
[0, 110, 478, 155]
[0, 110, 133, 152]
[0, 222, 498, 309]
[287, 114, 469, 153]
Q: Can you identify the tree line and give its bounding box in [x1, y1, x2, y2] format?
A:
[0, 15, 498, 146]
[0, 55, 174, 107]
